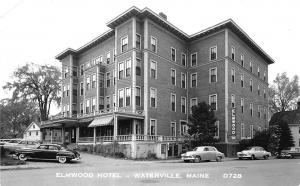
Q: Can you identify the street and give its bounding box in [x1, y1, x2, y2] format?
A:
[1, 153, 300, 186]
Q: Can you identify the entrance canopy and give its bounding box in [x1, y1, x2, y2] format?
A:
[88, 116, 113, 127]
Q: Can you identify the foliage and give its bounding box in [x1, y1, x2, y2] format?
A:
[188, 102, 218, 146]
[238, 139, 253, 151]
[276, 121, 294, 152]
[269, 72, 299, 114]
[3, 63, 61, 121]
[0, 98, 38, 138]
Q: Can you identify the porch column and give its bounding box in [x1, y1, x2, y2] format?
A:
[93, 127, 96, 146]
[113, 114, 118, 140]
[61, 126, 65, 143]
[76, 126, 79, 143]
[50, 130, 53, 143]
[133, 119, 137, 135]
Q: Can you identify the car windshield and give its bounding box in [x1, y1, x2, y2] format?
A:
[245, 147, 254, 150]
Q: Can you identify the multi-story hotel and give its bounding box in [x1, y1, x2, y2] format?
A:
[41, 6, 274, 158]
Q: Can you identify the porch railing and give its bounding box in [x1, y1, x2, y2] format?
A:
[116, 135, 132, 141]
[96, 136, 114, 142]
[78, 137, 94, 143]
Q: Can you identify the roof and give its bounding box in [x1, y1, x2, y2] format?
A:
[269, 109, 300, 126]
[56, 6, 275, 65]
[23, 122, 41, 133]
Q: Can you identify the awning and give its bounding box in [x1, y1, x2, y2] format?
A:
[88, 116, 113, 127]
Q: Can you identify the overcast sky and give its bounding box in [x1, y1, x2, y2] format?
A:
[0, 0, 299, 115]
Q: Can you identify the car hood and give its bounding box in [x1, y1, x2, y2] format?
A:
[239, 150, 252, 154]
[183, 151, 197, 156]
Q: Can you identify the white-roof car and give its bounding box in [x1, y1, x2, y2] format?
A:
[237, 146, 271, 160]
[181, 146, 225, 163]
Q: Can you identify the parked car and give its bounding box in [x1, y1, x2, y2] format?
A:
[0, 139, 14, 146]
[237, 146, 271, 160]
[3, 140, 40, 153]
[181, 146, 225, 163]
[280, 147, 300, 158]
[1, 139, 22, 147]
[14, 144, 81, 163]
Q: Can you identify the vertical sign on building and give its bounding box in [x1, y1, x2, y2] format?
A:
[231, 108, 236, 139]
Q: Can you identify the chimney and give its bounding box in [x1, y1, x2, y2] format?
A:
[159, 12, 167, 20]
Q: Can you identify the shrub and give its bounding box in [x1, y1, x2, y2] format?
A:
[147, 151, 157, 159]
[114, 152, 125, 158]
[239, 139, 253, 151]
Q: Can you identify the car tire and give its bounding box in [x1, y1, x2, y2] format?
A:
[216, 156, 222, 162]
[58, 156, 67, 164]
[183, 160, 189, 163]
[194, 156, 201, 163]
[239, 157, 242, 160]
[18, 154, 28, 161]
[251, 155, 255, 160]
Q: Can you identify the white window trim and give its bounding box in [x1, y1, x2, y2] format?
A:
[171, 47, 176, 62]
[150, 36, 157, 53]
[125, 87, 131, 107]
[106, 96, 110, 108]
[241, 74, 244, 87]
[106, 51, 111, 64]
[150, 87, 157, 108]
[118, 61, 124, 79]
[231, 94, 235, 108]
[209, 94, 218, 111]
[250, 102, 253, 116]
[181, 72, 186, 89]
[118, 88, 125, 107]
[136, 86, 141, 107]
[214, 121, 220, 138]
[171, 122, 176, 137]
[190, 73, 197, 88]
[190, 52, 197, 67]
[241, 98, 244, 113]
[136, 33, 141, 50]
[209, 67, 217, 83]
[121, 35, 128, 53]
[231, 46, 235, 61]
[171, 68, 176, 86]
[209, 46, 217, 61]
[170, 93, 176, 112]
[231, 68, 235, 83]
[80, 64, 84, 76]
[181, 53, 186, 66]
[150, 118, 157, 135]
[179, 120, 188, 136]
[150, 60, 158, 79]
[125, 58, 132, 77]
[106, 72, 111, 88]
[241, 54, 244, 66]
[181, 96, 187, 114]
[91, 73, 96, 89]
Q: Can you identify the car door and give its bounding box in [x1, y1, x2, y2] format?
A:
[202, 147, 210, 160]
[208, 147, 217, 160]
[33, 145, 48, 159]
[47, 145, 60, 159]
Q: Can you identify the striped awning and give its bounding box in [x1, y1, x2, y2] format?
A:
[88, 116, 113, 127]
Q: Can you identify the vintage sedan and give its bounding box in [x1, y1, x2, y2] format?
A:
[281, 147, 300, 158]
[14, 144, 80, 163]
[237, 146, 271, 160]
[181, 146, 225, 163]
[4, 140, 40, 153]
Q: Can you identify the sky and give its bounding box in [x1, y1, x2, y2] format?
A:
[0, 0, 299, 115]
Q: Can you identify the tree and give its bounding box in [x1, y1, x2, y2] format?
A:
[269, 72, 299, 114]
[0, 98, 38, 138]
[188, 102, 218, 146]
[277, 121, 294, 152]
[3, 63, 61, 121]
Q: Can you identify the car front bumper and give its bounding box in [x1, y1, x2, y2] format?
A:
[181, 156, 196, 160]
[237, 153, 252, 158]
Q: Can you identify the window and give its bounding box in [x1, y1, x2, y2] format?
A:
[73, 84, 77, 97]
[126, 59, 131, 77]
[150, 37, 157, 52]
[250, 125, 254, 139]
[91, 98, 96, 113]
[106, 52, 111, 64]
[119, 62, 124, 79]
[181, 97, 186, 114]
[231, 94, 235, 108]
[150, 119, 156, 135]
[36, 131, 38, 136]
[64, 68, 69, 79]
[241, 74, 244, 87]
[250, 103, 253, 116]
[250, 61, 253, 72]
[106, 72, 111, 87]
[66, 84, 70, 97]
[113, 70, 117, 85]
[258, 85, 260, 95]
[150, 88, 157, 108]
[190, 98, 197, 113]
[209, 94, 217, 111]
[80, 83, 83, 95]
[210, 46, 217, 61]
[73, 67, 77, 77]
[171, 48, 176, 61]
[215, 121, 219, 138]
[150, 60, 157, 79]
[92, 74, 96, 89]
[80, 103, 83, 114]
[250, 79, 253, 92]
[113, 94, 116, 107]
[86, 99, 90, 114]
[191, 73, 197, 87]
[99, 97, 104, 110]
[106, 96, 110, 109]
[125, 87, 131, 106]
[241, 98, 244, 113]
[136, 58, 141, 76]
[191, 53, 197, 67]
[171, 69, 176, 85]
[180, 121, 188, 135]
[63, 86, 66, 98]
[86, 76, 90, 91]
[241, 54, 244, 67]
[210, 68, 217, 83]
[231, 46, 235, 60]
[29, 132, 31, 136]
[118, 89, 124, 107]
[136, 87, 141, 106]
[171, 122, 176, 136]
[181, 53, 186, 66]
[241, 123, 245, 139]
[264, 89, 266, 99]
[264, 71, 266, 81]
[66, 104, 70, 115]
[181, 73, 186, 89]
[171, 93, 176, 111]
[121, 36, 128, 52]
[258, 67, 260, 77]
[231, 68, 235, 83]
[136, 34, 141, 50]
[80, 65, 84, 76]
[258, 105, 261, 118]
[264, 107, 267, 120]
[113, 49, 116, 62]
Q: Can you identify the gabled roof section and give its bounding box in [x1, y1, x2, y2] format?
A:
[269, 109, 300, 125]
[24, 122, 40, 133]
